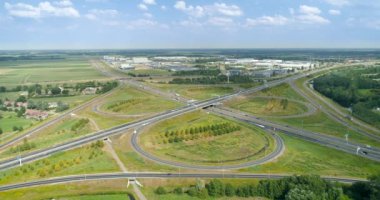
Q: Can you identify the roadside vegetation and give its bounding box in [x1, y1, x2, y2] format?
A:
[242, 133, 380, 178]
[0, 116, 97, 160]
[226, 96, 308, 117]
[313, 65, 380, 128]
[0, 180, 132, 200]
[145, 82, 237, 100]
[0, 141, 119, 185]
[153, 175, 347, 200]
[139, 111, 274, 165]
[100, 86, 182, 115]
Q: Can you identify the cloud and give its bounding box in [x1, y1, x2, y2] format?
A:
[299, 5, 321, 15]
[246, 15, 288, 27]
[174, 1, 205, 17]
[297, 5, 329, 24]
[208, 17, 234, 26]
[138, 3, 148, 11]
[161, 5, 167, 10]
[4, 1, 80, 19]
[85, 9, 118, 20]
[328, 9, 341, 15]
[126, 19, 168, 30]
[54, 0, 72, 7]
[143, 0, 156, 5]
[213, 3, 243, 17]
[324, 0, 349, 6]
[174, 1, 242, 18]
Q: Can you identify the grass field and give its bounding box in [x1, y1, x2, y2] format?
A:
[0, 117, 96, 159]
[146, 82, 236, 100]
[99, 85, 182, 115]
[0, 142, 120, 185]
[241, 133, 380, 178]
[0, 180, 132, 200]
[139, 110, 275, 166]
[0, 91, 21, 100]
[255, 83, 306, 102]
[295, 76, 380, 136]
[268, 111, 380, 148]
[31, 94, 97, 107]
[0, 111, 35, 133]
[0, 115, 100, 160]
[225, 96, 308, 117]
[111, 132, 176, 172]
[0, 59, 107, 87]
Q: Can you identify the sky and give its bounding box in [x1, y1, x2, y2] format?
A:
[0, 0, 379, 49]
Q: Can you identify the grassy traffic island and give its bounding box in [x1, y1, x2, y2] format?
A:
[97, 85, 182, 116]
[138, 110, 276, 166]
[225, 96, 309, 117]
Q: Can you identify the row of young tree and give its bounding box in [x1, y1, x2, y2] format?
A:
[169, 75, 254, 84]
[159, 123, 241, 144]
[106, 99, 140, 112]
[155, 174, 380, 200]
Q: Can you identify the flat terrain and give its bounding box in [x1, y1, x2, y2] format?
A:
[0, 142, 120, 185]
[254, 83, 306, 102]
[139, 111, 275, 166]
[0, 111, 35, 133]
[99, 85, 182, 115]
[226, 96, 308, 117]
[146, 82, 237, 100]
[0, 115, 98, 160]
[0, 59, 107, 87]
[0, 180, 132, 200]
[241, 133, 380, 178]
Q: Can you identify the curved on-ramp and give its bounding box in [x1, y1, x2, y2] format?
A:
[130, 127, 285, 170]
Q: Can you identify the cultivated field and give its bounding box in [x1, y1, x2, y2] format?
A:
[0, 59, 107, 87]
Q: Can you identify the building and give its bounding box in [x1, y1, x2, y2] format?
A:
[25, 109, 49, 120]
[252, 70, 273, 78]
[48, 102, 58, 109]
[227, 69, 243, 76]
[132, 57, 151, 64]
[82, 87, 98, 95]
[119, 64, 135, 70]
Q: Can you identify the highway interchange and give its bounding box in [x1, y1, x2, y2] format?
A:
[0, 61, 379, 191]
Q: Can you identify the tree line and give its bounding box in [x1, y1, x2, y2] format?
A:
[169, 75, 254, 85]
[313, 66, 380, 128]
[155, 174, 380, 200]
[172, 69, 221, 76]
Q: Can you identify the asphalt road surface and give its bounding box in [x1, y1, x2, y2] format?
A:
[0, 172, 366, 192]
[210, 107, 380, 162]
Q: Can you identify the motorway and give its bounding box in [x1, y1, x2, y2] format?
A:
[0, 62, 379, 194]
[0, 88, 117, 151]
[0, 70, 316, 171]
[290, 80, 380, 141]
[210, 107, 380, 161]
[0, 172, 367, 192]
[1, 64, 379, 171]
